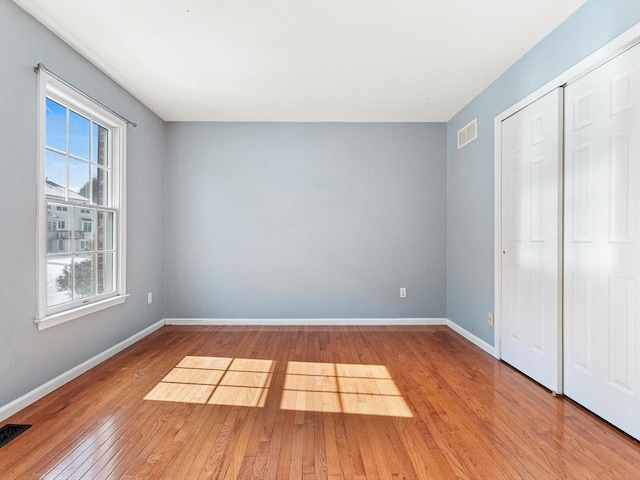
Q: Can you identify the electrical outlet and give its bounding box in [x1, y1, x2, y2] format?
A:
[488, 312, 494, 326]
[400, 287, 407, 299]
[147, 292, 153, 305]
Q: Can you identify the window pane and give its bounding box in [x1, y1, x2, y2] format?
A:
[69, 110, 90, 160]
[47, 204, 72, 253]
[45, 150, 67, 199]
[40, 76, 124, 320]
[46, 98, 66, 151]
[93, 123, 109, 166]
[97, 252, 114, 294]
[97, 211, 114, 251]
[74, 207, 95, 252]
[73, 254, 95, 299]
[48, 255, 72, 307]
[69, 158, 90, 203]
[92, 166, 109, 205]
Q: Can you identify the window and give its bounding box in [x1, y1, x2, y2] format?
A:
[36, 71, 127, 330]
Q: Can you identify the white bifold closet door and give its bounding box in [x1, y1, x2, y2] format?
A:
[564, 43, 640, 439]
[501, 89, 563, 392]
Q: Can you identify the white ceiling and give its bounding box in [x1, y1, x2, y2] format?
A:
[15, 0, 585, 122]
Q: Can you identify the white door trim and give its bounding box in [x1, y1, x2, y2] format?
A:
[494, 24, 640, 361]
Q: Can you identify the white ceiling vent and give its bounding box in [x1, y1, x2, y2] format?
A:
[457, 118, 478, 149]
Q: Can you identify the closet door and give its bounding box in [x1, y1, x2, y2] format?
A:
[564, 43, 640, 439]
[501, 89, 563, 392]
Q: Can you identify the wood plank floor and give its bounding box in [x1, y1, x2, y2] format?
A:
[1, 325, 638, 479]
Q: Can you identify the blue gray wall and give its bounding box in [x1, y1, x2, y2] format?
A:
[165, 123, 446, 319]
[446, 0, 640, 344]
[0, 1, 166, 406]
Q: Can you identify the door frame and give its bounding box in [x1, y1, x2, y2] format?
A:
[493, 25, 640, 380]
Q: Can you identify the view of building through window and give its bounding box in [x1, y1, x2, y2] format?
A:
[43, 96, 117, 310]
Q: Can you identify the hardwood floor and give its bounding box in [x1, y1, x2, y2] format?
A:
[1, 325, 638, 479]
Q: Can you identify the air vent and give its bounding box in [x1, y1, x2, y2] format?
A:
[457, 118, 478, 149]
[0, 424, 31, 448]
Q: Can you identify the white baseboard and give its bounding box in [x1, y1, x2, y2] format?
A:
[446, 319, 496, 357]
[0, 319, 165, 422]
[165, 318, 496, 356]
[164, 317, 448, 326]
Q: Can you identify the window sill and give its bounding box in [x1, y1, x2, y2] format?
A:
[35, 294, 130, 331]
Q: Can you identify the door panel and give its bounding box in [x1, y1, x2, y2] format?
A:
[501, 89, 562, 392]
[564, 43, 640, 439]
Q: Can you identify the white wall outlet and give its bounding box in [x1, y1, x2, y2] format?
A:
[147, 292, 153, 305]
[488, 312, 494, 326]
[400, 287, 407, 298]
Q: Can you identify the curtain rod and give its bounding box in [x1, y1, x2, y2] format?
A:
[34, 63, 137, 128]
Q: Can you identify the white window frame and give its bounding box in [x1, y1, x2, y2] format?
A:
[36, 71, 128, 330]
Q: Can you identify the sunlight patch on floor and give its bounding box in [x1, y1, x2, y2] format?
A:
[145, 357, 412, 417]
[144, 356, 274, 407]
[280, 361, 413, 417]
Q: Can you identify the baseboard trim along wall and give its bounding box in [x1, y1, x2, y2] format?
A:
[445, 320, 496, 357]
[0, 320, 165, 422]
[165, 318, 496, 356]
[164, 318, 449, 326]
[1, 317, 495, 421]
